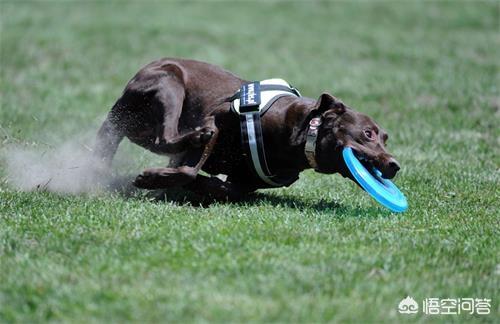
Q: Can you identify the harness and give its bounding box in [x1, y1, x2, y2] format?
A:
[230, 79, 301, 187]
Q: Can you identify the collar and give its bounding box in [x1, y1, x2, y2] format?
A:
[305, 117, 322, 170]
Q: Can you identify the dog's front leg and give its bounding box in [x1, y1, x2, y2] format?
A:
[94, 116, 124, 167]
[133, 117, 219, 189]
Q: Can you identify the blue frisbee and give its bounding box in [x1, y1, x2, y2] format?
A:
[342, 147, 408, 212]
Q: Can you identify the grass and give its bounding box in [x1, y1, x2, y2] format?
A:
[1, 0, 499, 323]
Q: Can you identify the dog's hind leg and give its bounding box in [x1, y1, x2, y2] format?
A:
[109, 64, 218, 190]
[120, 65, 216, 155]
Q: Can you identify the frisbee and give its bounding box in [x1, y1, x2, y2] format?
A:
[342, 147, 408, 212]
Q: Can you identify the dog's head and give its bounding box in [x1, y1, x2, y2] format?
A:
[311, 93, 400, 180]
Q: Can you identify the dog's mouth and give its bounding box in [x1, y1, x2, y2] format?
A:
[354, 152, 380, 179]
[352, 149, 399, 180]
[337, 148, 385, 188]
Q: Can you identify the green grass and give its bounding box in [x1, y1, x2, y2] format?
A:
[1, 1, 499, 323]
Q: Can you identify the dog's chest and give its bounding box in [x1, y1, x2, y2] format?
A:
[202, 116, 299, 188]
[203, 120, 246, 176]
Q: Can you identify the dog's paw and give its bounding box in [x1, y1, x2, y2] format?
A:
[133, 167, 197, 189]
[190, 127, 215, 147]
[133, 170, 158, 189]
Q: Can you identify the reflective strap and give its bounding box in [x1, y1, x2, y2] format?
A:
[244, 113, 282, 187]
[228, 84, 300, 103]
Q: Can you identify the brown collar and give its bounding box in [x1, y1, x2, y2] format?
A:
[305, 117, 322, 169]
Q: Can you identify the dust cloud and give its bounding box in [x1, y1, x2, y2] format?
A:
[4, 141, 111, 194]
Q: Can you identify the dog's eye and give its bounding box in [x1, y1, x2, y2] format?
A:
[364, 130, 373, 139]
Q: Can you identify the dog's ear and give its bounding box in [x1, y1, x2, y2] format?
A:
[289, 93, 346, 146]
[314, 93, 346, 115]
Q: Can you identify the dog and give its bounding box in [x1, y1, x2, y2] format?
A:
[95, 58, 400, 200]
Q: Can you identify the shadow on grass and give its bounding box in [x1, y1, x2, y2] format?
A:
[107, 175, 384, 216]
[155, 189, 342, 212]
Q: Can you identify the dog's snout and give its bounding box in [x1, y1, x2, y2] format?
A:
[388, 158, 400, 173]
[380, 158, 400, 179]
[378, 157, 400, 179]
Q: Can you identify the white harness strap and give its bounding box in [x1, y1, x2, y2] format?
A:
[231, 79, 301, 113]
[244, 114, 281, 186]
[230, 79, 301, 187]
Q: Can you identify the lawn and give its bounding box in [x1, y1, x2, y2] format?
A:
[0, 1, 499, 323]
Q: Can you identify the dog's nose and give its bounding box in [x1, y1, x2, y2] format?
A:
[380, 158, 401, 179]
[381, 158, 401, 179]
[388, 158, 401, 173]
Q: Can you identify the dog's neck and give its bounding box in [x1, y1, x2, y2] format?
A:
[285, 98, 320, 171]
